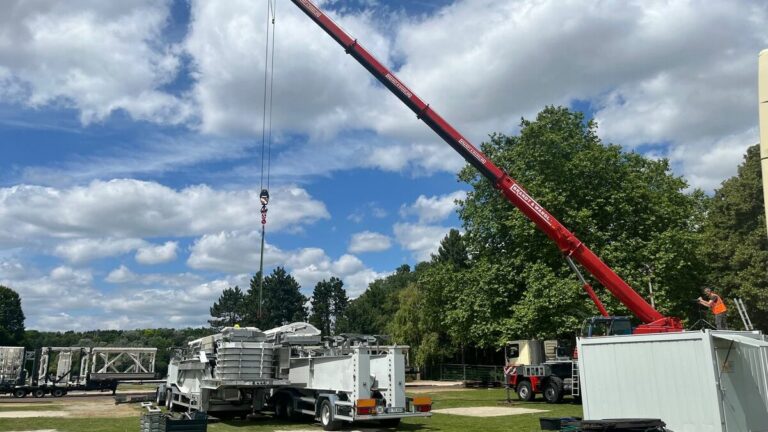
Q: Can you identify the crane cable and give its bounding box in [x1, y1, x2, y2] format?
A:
[257, 0, 277, 320]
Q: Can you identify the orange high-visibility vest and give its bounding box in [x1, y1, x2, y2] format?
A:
[711, 293, 727, 315]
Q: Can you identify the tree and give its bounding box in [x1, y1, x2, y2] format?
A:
[310, 280, 333, 335]
[432, 229, 469, 269]
[209, 286, 246, 330]
[456, 106, 706, 342]
[341, 264, 417, 334]
[700, 144, 768, 330]
[310, 277, 349, 336]
[0, 285, 25, 346]
[247, 267, 308, 329]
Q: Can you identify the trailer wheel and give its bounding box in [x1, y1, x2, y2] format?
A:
[285, 395, 300, 420]
[380, 418, 401, 428]
[516, 380, 534, 402]
[13, 388, 27, 398]
[51, 388, 65, 398]
[319, 399, 342, 431]
[274, 395, 287, 419]
[543, 377, 564, 404]
[33, 388, 46, 398]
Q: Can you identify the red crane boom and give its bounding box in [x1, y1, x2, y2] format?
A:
[290, 0, 682, 333]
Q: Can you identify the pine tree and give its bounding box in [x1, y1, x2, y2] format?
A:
[248, 267, 308, 329]
[330, 277, 349, 334]
[310, 280, 333, 335]
[432, 229, 469, 269]
[208, 286, 246, 330]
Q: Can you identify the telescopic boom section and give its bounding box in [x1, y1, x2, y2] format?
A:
[291, 0, 682, 333]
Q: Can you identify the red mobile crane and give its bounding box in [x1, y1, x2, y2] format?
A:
[289, 0, 683, 335]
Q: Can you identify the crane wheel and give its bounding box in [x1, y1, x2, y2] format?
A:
[543, 377, 564, 404]
[517, 380, 535, 402]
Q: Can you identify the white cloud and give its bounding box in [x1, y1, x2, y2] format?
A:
[185, 0, 393, 138]
[135, 241, 178, 265]
[105, 265, 136, 284]
[188, 231, 384, 297]
[0, 1, 191, 125]
[393, 222, 452, 262]
[54, 238, 147, 263]
[348, 231, 392, 253]
[400, 190, 466, 223]
[1, 261, 245, 330]
[187, 230, 285, 273]
[0, 180, 329, 247]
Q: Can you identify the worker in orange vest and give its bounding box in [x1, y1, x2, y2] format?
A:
[698, 287, 728, 330]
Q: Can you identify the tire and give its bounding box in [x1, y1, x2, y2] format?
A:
[380, 418, 402, 428]
[51, 388, 65, 398]
[319, 399, 342, 431]
[13, 388, 27, 398]
[543, 377, 564, 404]
[517, 380, 535, 402]
[285, 395, 299, 420]
[165, 390, 173, 410]
[33, 388, 46, 398]
[274, 395, 287, 419]
[155, 388, 163, 405]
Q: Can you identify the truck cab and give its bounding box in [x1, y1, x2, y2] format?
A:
[580, 316, 633, 337]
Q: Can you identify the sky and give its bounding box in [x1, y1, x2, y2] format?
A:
[0, 0, 765, 331]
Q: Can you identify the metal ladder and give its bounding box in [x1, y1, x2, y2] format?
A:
[571, 360, 579, 397]
[734, 298, 754, 330]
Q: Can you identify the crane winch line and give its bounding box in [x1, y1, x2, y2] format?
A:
[257, 0, 278, 320]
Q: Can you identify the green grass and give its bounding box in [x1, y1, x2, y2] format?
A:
[0, 389, 582, 432]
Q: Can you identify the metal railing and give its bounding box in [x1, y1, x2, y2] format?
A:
[437, 364, 504, 383]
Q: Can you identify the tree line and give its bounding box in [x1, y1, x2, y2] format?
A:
[1, 106, 765, 374]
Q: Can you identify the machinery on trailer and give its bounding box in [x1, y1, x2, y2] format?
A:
[158, 325, 286, 414]
[0, 345, 156, 398]
[158, 323, 431, 430]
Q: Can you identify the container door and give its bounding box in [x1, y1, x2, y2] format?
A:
[712, 334, 768, 432]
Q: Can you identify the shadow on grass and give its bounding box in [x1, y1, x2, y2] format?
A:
[216, 416, 437, 430]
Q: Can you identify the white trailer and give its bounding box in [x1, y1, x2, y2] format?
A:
[269, 328, 432, 430]
[577, 330, 768, 432]
[159, 323, 432, 430]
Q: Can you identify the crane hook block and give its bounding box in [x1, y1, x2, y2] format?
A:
[259, 189, 270, 206]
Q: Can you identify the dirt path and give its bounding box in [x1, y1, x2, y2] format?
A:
[0, 396, 138, 418]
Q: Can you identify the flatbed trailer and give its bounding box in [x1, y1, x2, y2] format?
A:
[0, 345, 156, 398]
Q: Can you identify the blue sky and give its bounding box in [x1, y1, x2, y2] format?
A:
[0, 0, 765, 330]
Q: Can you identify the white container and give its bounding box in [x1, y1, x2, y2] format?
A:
[577, 330, 768, 432]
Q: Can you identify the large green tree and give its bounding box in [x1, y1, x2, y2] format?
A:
[0, 285, 25, 346]
[456, 106, 705, 342]
[209, 286, 246, 330]
[341, 264, 417, 335]
[700, 144, 768, 330]
[309, 277, 349, 335]
[247, 267, 308, 329]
